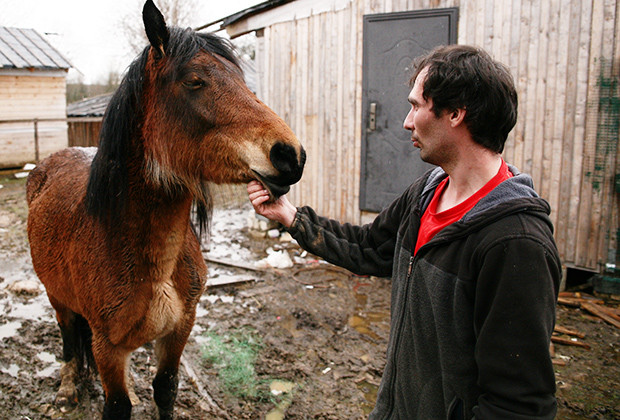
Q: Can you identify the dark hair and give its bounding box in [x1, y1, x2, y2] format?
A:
[409, 45, 518, 153]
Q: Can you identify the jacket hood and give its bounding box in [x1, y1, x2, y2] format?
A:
[418, 164, 552, 226]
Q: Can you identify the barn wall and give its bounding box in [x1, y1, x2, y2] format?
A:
[248, 0, 619, 271]
[68, 118, 102, 148]
[0, 73, 68, 168]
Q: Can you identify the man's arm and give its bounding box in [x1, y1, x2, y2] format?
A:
[472, 235, 561, 419]
[247, 180, 409, 277]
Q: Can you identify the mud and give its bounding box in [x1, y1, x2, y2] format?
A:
[0, 175, 618, 419]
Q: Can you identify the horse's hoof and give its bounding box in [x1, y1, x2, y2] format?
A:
[55, 387, 78, 408]
[158, 411, 174, 420]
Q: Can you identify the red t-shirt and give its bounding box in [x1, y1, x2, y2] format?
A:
[414, 159, 513, 255]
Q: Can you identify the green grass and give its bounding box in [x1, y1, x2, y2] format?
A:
[201, 329, 263, 399]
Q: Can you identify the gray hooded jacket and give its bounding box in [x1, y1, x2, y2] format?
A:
[287, 166, 561, 419]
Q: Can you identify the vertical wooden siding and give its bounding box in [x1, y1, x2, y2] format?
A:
[67, 119, 102, 147]
[254, 0, 619, 271]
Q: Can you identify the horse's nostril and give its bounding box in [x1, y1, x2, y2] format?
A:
[269, 142, 299, 175]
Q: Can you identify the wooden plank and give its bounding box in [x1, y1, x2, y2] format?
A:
[568, 0, 593, 267]
[554, 325, 586, 339]
[502, 0, 521, 165]
[523, 0, 540, 178]
[551, 335, 591, 350]
[474, 0, 485, 46]
[352, 0, 364, 224]
[343, 3, 356, 222]
[511, 0, 531, 171]
[556, 0, 581, 264]
[581, 302, 620, 329]
[576, 0, 603, 268]
[336, 8, 345, 220]
[548, 0, 571, 240]
[311, 13, 321, 210]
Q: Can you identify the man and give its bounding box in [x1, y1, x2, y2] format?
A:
[248, 45, 561, 419]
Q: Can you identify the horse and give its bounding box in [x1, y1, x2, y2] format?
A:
[26, 1, 305, 419]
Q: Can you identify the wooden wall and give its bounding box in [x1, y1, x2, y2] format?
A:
[68, 118, 102, 148]
[0, 73, 68, 168]
[239, 0, 620, 271]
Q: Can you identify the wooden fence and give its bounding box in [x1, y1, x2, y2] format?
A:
[0, 117, 101, 167]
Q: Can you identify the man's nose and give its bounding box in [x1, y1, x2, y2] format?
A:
[403, 108, 414, 130]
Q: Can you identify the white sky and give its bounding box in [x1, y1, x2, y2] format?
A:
[0, 0, 262, 83]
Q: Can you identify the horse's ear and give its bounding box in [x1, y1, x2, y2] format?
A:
[143, 0, 169, 59]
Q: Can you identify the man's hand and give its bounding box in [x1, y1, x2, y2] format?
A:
[247, 180, 297, 228]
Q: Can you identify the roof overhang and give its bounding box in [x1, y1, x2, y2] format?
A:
[220, 0, 352, 38]
[0, 68, 68, 78]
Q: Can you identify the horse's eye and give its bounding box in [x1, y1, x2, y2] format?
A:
[183, 79, 206, 90]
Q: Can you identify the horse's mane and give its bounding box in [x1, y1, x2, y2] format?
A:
[86, 28, 240, 235]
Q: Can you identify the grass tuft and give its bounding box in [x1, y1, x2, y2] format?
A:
[201, 329, 263, 399]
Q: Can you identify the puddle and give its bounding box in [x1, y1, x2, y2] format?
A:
[0, 321, 21, 339]
[348, 315, 382, 340]
[273, 308, 302, 338]
[356, 379, 379, 415]
[348, 284, 389, 340]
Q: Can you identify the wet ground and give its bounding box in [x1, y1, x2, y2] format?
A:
[0, 174, 618, 419]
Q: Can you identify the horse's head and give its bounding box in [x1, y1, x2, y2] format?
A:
[140, 0, 305, 200]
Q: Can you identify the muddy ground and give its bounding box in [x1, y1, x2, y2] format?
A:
[0, 173, 618, 419]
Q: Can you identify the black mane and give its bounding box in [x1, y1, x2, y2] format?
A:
[85, 27, 240, 233]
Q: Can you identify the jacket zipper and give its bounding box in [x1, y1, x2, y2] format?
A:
[384, 253, 416, 419]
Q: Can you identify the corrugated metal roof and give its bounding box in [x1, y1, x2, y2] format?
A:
[67, 93, 112, 117]
[0, 26, 71, 70]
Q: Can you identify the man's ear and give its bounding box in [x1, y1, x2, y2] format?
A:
[449, 108, 466, 128]
[143, 0, 169, 59]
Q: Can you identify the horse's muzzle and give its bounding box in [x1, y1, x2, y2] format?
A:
[254, 143, 306, 199]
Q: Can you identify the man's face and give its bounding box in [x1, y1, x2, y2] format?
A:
[403, 68, 454, 166]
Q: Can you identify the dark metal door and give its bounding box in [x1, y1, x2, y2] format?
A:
[360, 8, 458, 212]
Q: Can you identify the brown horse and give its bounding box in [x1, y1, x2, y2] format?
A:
[26, 1, 305, 419]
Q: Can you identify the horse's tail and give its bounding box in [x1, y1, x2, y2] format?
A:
[72, 314, 96, 377]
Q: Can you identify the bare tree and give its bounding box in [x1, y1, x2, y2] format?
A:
[120, 0, 199, 56]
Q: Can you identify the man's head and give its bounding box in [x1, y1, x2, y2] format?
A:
[408, 45, 518, 154]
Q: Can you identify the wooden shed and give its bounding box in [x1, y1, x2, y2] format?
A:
[0, 26, 71, 168]
[66, 93, 111, 148]
[218, 0, 619, 275]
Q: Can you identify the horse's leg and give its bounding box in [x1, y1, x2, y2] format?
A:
[92, 335, 132, 420]
[153, 325, 191, 420]
[125, 364, 140, 406]
[49, 298, 80, 408]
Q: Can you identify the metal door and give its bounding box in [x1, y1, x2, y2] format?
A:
[360, 8, 458, 212]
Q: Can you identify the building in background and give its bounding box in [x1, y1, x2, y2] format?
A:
[0, 26, 71, 168]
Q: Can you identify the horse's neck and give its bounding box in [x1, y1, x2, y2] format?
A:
[123, 180, 194, 282]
